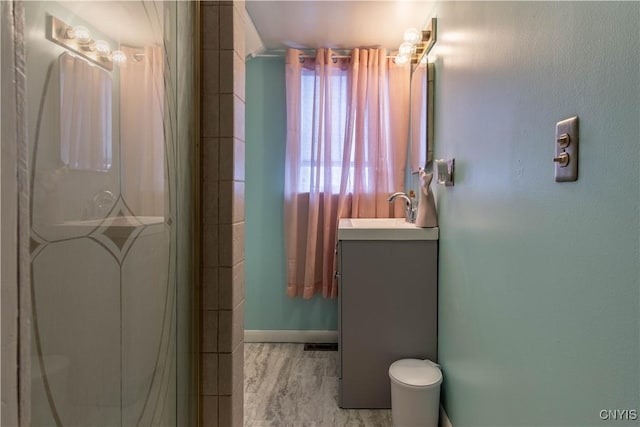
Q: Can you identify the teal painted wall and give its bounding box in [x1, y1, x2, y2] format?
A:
[432, 2, 640, 426]
[245, 57, 337, 331]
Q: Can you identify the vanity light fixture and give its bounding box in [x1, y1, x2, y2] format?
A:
[394, 53, 410, 65]
[394, 18, 438, 66]
[398, 42, 414, 56]
[403, 27, 422, 45]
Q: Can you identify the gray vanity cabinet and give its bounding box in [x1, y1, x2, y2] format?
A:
[337, 238, 438, 409]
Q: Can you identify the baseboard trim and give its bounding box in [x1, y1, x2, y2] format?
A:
[244, 330, 338, 343]
[440, 405, 453, 427]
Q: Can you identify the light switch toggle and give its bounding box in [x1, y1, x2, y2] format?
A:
[553, 152, 569, 167]
[557, 133, 570, 149]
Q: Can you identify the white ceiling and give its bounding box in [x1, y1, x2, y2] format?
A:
[62, 1, 436, 56]
[245, 1, 436, 55]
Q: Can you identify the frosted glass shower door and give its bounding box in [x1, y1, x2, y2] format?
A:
[22, 1, 196, 425]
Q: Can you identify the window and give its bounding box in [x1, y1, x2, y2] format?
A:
[297, 68, 351, 194]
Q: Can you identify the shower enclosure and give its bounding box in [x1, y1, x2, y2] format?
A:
[2, 1, 197, 425]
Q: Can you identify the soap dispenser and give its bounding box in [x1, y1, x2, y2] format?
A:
[415, 170, 438, 228]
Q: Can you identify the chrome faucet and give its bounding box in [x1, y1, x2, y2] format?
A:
[387, 192, 416, 223]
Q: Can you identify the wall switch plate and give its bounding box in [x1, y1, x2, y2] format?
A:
[554, 116, 579, 182]
[436, 158, 455, 186]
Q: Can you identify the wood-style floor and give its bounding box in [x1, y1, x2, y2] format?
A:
[244, 343, 393, 427]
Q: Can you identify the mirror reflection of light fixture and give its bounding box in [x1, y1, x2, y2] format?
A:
[93, 40, 111, 57]
[47, 14, 114, 71]
[66, 25, 91, 44]
[111, 50, 127, 64]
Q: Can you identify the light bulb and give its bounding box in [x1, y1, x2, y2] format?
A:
[398, 42, 413, 56]
[404, 27, 422, 45]
[112, 50, 127, 64]
[70, 25, 91, 44]
[93, 40, 111, 56]
[395, 53, 410, 65]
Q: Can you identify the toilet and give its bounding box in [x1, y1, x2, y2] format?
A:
[389, 359, 442, 427]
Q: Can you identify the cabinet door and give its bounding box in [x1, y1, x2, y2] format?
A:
[340, 240, 437, 409]
[337, 241, 342, 381]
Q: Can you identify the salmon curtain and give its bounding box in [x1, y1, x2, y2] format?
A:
[284, 48, 410, 299]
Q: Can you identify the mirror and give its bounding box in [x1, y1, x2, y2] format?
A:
[59, 52, 113, 171]
[408, 18, 437, 174]
[409, 58, 434, 172]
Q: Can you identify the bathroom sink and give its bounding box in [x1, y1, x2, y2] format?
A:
[343, 218, 411, 228]
[338, 218, 438, 241]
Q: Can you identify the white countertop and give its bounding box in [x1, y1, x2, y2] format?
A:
[36, 216, 166, 241]
[338, 218, 439, 241]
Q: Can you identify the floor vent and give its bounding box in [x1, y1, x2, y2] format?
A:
[303, 343, 338, 351]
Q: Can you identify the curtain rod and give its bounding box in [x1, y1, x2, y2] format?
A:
[249, 52, 395, 60]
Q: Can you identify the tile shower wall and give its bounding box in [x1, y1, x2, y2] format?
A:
[200, 2, 246, 426]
